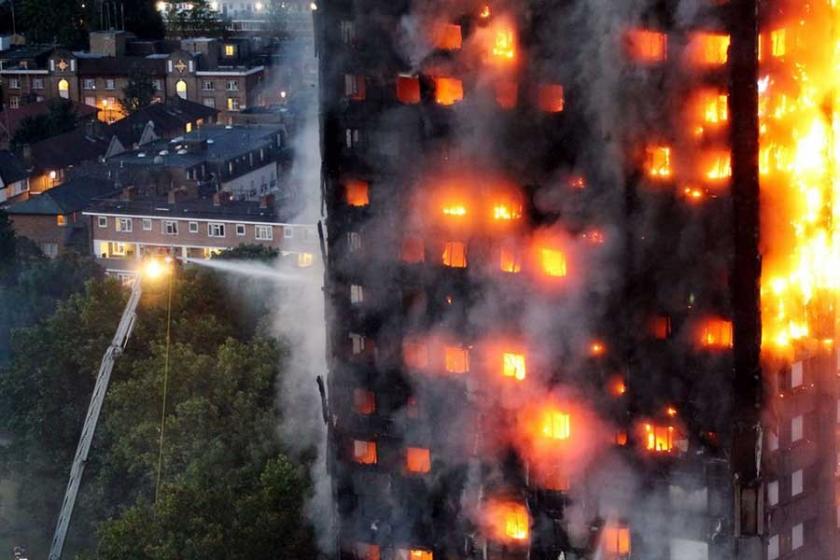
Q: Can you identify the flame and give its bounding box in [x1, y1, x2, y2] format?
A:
[479, 4, 490, 19]
[645, 145, 672, 179]
[397, 75, 421, 104]
[442, 204, 468, 217]
[434, 23, 462, 50]
[601, 524, 632, 556]
[491, 28, 516, 61]
[540, 248, 567, 277]
[627, 29, 667, 63]
[434, 77, 464, 105]
[484, 500, 530, 543]
[444, 345, 470, 373]
[399, 550, 432, 560]
[406, 447, 431, 473]
[700, 318, 733, 348]
[541, 409, 571, 440]
[642, 423, 675, 453]
[442, 241, 468, 267]
[353, 440, 378, 464]
[691, 32, 730, 65]
[703, 150, 732, 182]
[355, 543, 381, 560]
[537, 84, 565, 113]
[345, 179, 370, 206]
[353, 388, 376, 415]
[589, 340, 606, 357]
[499, 245, 522, 273]
[607, 375, 627, 397]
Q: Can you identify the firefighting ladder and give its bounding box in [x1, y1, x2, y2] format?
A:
[47, 279, 143, 560]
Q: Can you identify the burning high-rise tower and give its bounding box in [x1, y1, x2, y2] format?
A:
[316, 0, 840, 558]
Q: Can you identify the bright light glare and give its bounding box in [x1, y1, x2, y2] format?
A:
[141, 258, 171, 281]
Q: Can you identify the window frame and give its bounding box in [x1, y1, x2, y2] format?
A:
[235, 223, 246, 236]
[189, 221, 199, 233]
[208, 222, 226, 238]
[255, 225, 273, 240]
[116, 217, 133, 232]
[142, 218, 152, 231]
[162, 220, 179, 235]
[98, 216, 108, 228]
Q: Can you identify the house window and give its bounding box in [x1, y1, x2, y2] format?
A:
[105, 79, 115, 90]
[202, 80, 215, 91]
[208, 223, 225, 237]
[163, 220, 179, 235]
[284, 227, 293, 239]
[340, 20, 355, 44]
[350, 284, 364, 304]
[176, 79, 187, 99]
[255, 225, 272, 240]
[224, 44, 236, 56]
[767, 480, 778, 506]
[791, 523, 803, 550]
[142, 218, 152, 231]
[41, 243, 58, 258]
[109, 242, 128, 256]
[84, 96, 96, 107]
[98, 216, 108, 228]
[226, 97, 240, 110]
[235, 224, 246, 236]
[344, 74, 365, 100]
[201, 97, 215, 109]
[767, 535, 779, 560]
[297, 252, 313, 267]
[791, 415, 803, 442]
[9, 78, 20, 89]
[791, 361, 803, 388]
[226, 80, 239, 91]
[9, 96, 19, 109]
[116, 218, 132, 232]
[32, 78, 44, 90]
[56, 215, 67, 227]
[189, 221, 198, 233]
[791, 469, 803, 496]
[84, 79, 96, 90]
[58, 79, 70, 99]
[348, 232, 361, 252]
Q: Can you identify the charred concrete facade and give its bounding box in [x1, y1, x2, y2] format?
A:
[319, 1, 838, 559]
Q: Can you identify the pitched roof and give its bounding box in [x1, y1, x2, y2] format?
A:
[0, 101, 98, 143]
[75, 55, 167, 76]
[107, 98, 219, 148]
[29, 127, 109, 171]
[0, 150, 29, 185]
[6, 176, 117, 215]
[85, 195, 295, 224]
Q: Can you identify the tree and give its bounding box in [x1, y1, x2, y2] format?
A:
[119, 69, 156, 115]
[165, 0, 227, 38]
[17, 0, 90, 46]
[11, 99, 80, 151]
[0, 209, 15, 278]
[214, 244, 279, 261]
[121, 0, 166, 39]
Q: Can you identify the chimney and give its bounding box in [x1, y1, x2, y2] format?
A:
[120, 185, 137, 201]
[259, 194, 275, 209]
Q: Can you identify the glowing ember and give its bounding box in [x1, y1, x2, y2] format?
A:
[650, 314, 670, 339]
[589, 340, 606, 357]
[569, 175, 586, 189]
[479, 5, 490, 19]
[434, 77, 464, 106]
[627, 29, 667, 62]
[502, 351, 526, 380]
[682, 186, 705, 203]
[541, 410, 571, 440]
[601, 524, 632, 556]
[608, 375, 627, 397]
[484, 500, 530, 543]
[444, 345, 470, 373]
[645, 145, 672, 179]
[405, 447, 431, 473]
[353, 440, 378, 464]
[345, 179, 370, 206]
[442, 241, 467, 268]
[540, 248, 567, 277]
[492, 202, 521, 221]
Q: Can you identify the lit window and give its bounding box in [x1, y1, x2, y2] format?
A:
[176, 79, 187, 99]
[58, 79, 70, 99]
[142, 218, 152, 231]
[499, 245, 521, 273]
[442, 241, 467, 268]
[791, 469, 803, 496]
[56, 215, 67, 227]
[227, 97, 240, 111]
[433, 23, 462, 50]
[208, 223, 225, 237]
[444, 345, 469, 373]
[297, 252, 313, 267]
[189, 221, 198, 233]
[396, 75, 421, 104]
[345, 180, 369, 206]
[602, 524, 631, 556]
[537, 84, 564, 113]
[350, 284, 364, 304]
[770, 28, 786, 57]
[401, 237, 425, 263]
[98, 216, 108, 228]
[396, 549, 432, 560]
[700, 318, 733, 348]
[502, 352, 526, 381]
[644, 423, 675, 452]
[353, 388, 375, 415]
[767, 480, 778, 506]
[225, 44, 235, 56]
[645, 145, 672, 179]
[116, 218, 132, 232]
[352, 439, 377, 464]
[627, 29, 667, 62]
[434, 77, 463, 106]
[255, 225, 272, 240]
[540, 248, 566, 277]
[691, 32, 730, 65]
[541, 410, 571, 440]
[791, 415, 803, 442]
[405, 447, 431, 474]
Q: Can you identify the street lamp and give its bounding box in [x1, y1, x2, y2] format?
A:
[48, 257, 172, 560]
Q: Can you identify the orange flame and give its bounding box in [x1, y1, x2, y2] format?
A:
[434, 77, 464, 106]
[345, 179, 370, 207]
[352, 439, 377, 464]
[484, 500, 530, 543]
[502, 351, 526, 381]
[627, 29, 667, 63]
[406, 447, 432, 473]
[491, 28, 516, 61]
[645, 145, 672, 179]
[601, 524, 632, 556]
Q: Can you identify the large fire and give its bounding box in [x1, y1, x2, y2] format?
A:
[759, 3, 840, 353]
[483, 500, 530, 543]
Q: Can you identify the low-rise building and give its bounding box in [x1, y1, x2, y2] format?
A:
[83, 190, 318, 276]
[0, 150, 30, 204]
[5, 176, 118, 257]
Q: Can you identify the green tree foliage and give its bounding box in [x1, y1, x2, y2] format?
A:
[119, 68, 157, 115]
[11, 100, 80, 152]
[214, 243, 279, 262]
[0, 267, 316, 557]
[121, 0, 166, 39]
[165, 0, 227, 38]
[17, 0, 90, 46]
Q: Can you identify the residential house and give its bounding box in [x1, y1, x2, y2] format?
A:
[0, 150, 30, 204]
